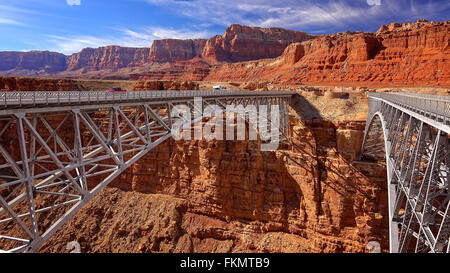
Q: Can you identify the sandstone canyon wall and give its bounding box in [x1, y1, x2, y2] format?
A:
[0, 76, 86, 91]
[0, 24, 313, 78]
[65, 40, 209, 72]
[34, 116, 388, 253]
[201, 24, 314, 62]
[65, 46, 151, 72]
[0, 76, 200, 91]
[206, 20, 450, 87]
[0, 86, 388, 253]
[149, 39, 207, 63]
[0, 51, 66, 73]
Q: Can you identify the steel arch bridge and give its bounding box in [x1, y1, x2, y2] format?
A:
[362, 92, 450, 253]
[0, 90, 294, 253]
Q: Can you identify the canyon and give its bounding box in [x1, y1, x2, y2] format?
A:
[0, 83, 390, 253]
[38, 116, 389, 253]
[0, 19, 448, 253]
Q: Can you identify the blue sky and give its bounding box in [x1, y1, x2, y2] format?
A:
[0, 0, 449, 55]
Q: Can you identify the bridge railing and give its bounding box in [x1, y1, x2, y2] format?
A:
[369, 92, 450, 125]
[0, 90, 295, 107]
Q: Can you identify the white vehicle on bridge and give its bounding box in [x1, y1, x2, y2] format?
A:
[213, 85, 227, 91]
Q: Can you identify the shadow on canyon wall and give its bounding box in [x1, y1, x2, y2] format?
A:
[98, 93, 390, 252]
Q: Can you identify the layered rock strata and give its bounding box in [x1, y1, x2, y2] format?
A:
[206, 20, 450, 87]
[33, 118, 389, 253]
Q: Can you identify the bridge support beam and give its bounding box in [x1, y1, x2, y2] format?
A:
[0, 91, 293, 252]
[362, 92, 450, 253]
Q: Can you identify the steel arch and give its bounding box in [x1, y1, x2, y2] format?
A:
[362, 93, 450, 253]
[0, 90, 294, 252]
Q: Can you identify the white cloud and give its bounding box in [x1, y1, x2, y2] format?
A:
[47, 35, 111, 55]
[258, 2, 382, 29]
[0, 17, 24, 26]
[66, 0, 81, 6]
[143, 27, 211, 40]
[47, 26, 212, 54]
[143, 0, 449, 31]
[143, 0, 374, 29]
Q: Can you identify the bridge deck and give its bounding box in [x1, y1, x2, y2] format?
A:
[369, 92, 450, 132]
[0, 90, 296, 109]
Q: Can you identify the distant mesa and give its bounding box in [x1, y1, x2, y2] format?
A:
[0, 20, 449, 88]
[0, 24, 313, 75]
[0, 51, 66, 73]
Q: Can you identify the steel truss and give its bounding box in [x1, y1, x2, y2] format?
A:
[362, 92, 450, 253]
[0, 90, 293, 252]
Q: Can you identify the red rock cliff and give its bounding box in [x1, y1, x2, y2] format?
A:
[0, 76, 85, 91]
[206, 20, 450, 87]
[65, 46, 151, 72]
[0, 51, 66, 73]
[33, 118, 388, 253]
[0, 85, 388, 252]
[201, 24, 314, 62]
[62, 24, 313, 73]
[149, 39, 207, 63]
